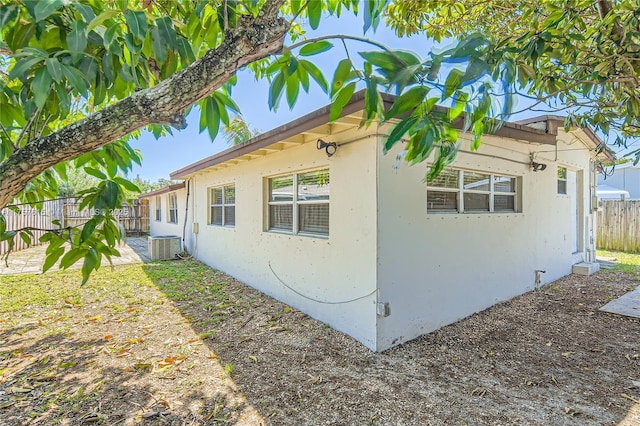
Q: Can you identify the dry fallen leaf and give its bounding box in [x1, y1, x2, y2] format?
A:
[207, 354, 218, 360]
[104, 335, 114, 340]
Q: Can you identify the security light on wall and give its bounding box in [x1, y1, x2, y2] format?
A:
[531, 161, 547, 172]
[317, 139, 337, 157]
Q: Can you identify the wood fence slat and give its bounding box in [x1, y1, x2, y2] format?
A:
[1, 198, 149, 255]
[597, 200, 640, 253]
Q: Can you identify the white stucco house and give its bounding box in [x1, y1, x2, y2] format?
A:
[140, 91, 612, 352]
[597, 162, 640, 199]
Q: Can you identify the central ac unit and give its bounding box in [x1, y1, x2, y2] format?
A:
[148, 235, 181, 260]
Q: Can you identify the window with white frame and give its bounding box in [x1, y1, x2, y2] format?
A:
[427, 168, 519, 213]
[167, 193, 178, 223]
[208, 184, 235, 226]
[557, 166, 567, 194]
[154, 196, 161, 221]
[267, 168, 330, 236]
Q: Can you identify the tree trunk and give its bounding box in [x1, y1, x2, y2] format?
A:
[0, 0, 288, 209]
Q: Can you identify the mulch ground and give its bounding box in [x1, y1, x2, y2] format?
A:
[0, 260, 639, 425]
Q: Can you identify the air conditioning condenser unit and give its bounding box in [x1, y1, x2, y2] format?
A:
[148, 235, 181, 260]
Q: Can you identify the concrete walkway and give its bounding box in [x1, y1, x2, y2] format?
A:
[0, 237, 151, 275]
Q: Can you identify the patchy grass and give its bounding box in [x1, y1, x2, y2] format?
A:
[598, 249, 640, 274]
[0, 259, 251, 425]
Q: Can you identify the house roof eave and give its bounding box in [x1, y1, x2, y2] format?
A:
[138, 182, 186, 199]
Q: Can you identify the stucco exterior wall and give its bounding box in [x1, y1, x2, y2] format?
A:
[375, 129, 597, 351]
[148, 189, 189, 250]
[186, 128, 379, 349]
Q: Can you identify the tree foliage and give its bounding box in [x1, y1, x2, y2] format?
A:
[0, 0, 637, 280]
[386, 0, 640, 153]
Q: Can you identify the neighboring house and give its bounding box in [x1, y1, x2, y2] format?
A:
[141, 91, 612, 352]
[596, 184, 631, 200]
[597, 162, 640, 199]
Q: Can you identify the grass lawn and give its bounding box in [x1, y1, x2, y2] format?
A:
[598, 249, 640, 274]
[1, 255, 639, 425]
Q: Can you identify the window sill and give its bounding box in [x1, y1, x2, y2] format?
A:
[266, 229, 329, 240]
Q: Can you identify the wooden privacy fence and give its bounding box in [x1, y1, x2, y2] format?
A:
[63, 199, 149, 237]
[0, 199, 64, 254]
[1, 198, 149, 255]
[597, 199, 640, 252]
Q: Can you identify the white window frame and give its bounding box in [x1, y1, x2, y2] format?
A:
[266, 168, 330, 237]
[208, 184, 235, 227]
[167, 193, 178, 224]
[154, 196, 161, 221]
[427, 168, 519, 214]
[557, 166, 568, 195]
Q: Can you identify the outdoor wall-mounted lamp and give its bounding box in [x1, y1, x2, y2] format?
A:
[317, 139, 337, 157]
[531, 161, 547, 172]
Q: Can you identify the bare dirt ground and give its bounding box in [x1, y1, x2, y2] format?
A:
[1, 259, 639, 425]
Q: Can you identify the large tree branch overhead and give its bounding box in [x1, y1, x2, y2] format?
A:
[0, 0, 288, 209]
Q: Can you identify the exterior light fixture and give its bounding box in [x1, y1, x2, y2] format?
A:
[317, 139, 337, 157]
[531, 162, 547, 172]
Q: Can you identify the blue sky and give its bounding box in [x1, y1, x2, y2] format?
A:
[127, 11, 632, 182]
[129, 12, 428, 181]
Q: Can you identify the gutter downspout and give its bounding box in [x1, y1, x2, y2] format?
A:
[181, 179, 190, 253]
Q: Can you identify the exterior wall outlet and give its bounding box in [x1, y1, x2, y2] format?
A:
[376, 302, 391, 317]
[192, 222, 199, 234]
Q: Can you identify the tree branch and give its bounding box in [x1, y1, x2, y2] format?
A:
[0, 0, 288, 209]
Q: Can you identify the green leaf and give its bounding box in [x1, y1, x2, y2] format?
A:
[81, 219, 97, 243]
[384, 115, 418, 153]
[385, 86, 430, 120]
[330, 81, 356, 121]
[88, 10, 120, 32]
[0, 230, 16, 242]
[268, 72, 286, 111]
[19, 231, 32, 247]
[331, 58, 353, 97]
[151, 26, 167, 62]
[205, 96, 221, 141]
[61, 64, 88, 95]
[443, 68, 464, 99]
[81, 248, 99, 285]
[67, 21, 87, 54]
[84, 167, 106, 180]
[113, 177, 140, 193]
[156, 16, 177, 50]
[32, 67, 52, 109]
[124, 10, 148, 42]
[71, 2, 95, 23]
[176, 37, 196, 65]
[33, 0, 63, 22]
[45, 57, 63, 83]
[299, 40, 333, 56]
[60, 248, 87, 269]
[214, 90, 241, 114]
[42, 246, 64, 272]
[103, 180, 120, 208]
[286, 74, 300, 109]
[307, 0, 322, 30]
[9, 57, 43, 81]
[0, 5, 19, 32]
[300, 60, 328, 93]
[448, 91, 469, 120]
[360, 51, 402, 71]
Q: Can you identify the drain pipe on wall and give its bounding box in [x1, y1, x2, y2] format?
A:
[181, 179, 190, 253]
